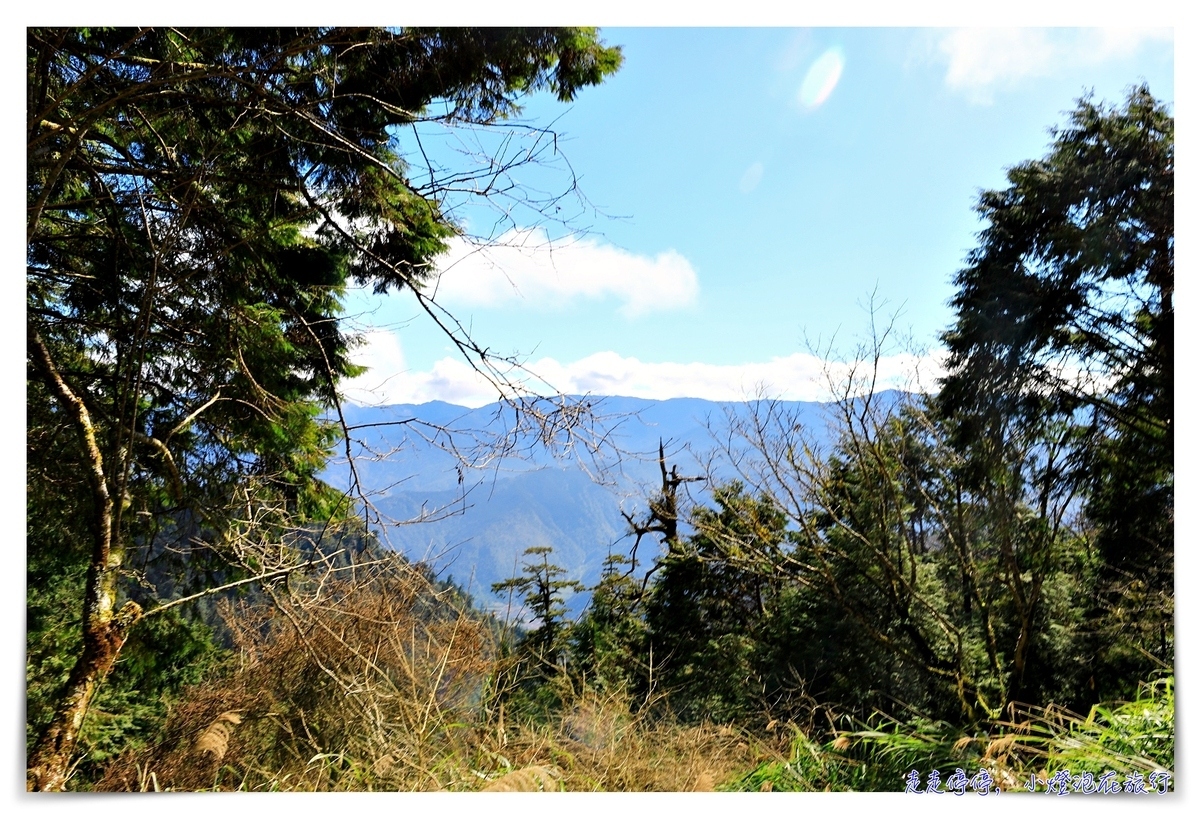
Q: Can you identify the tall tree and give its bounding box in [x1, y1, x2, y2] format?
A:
[493, 545, 586, 670]
[642, 483, 788, 724]
[27, 27, 620, 790]
[937, 86, 1173, 691]
[570, 552, 648, 696]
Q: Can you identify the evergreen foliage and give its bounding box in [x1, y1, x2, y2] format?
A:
[937, 85, 1173, 695]
[569, 553, 647, 696]
[641, 484, 786, 723]
[27, 33, 1170, 790]
[26, 26, 620, 790]
[566, 89, 1172, 763]
[491, 546, 586, 715]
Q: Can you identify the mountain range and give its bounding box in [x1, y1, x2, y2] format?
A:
[324, 395, 841, 616]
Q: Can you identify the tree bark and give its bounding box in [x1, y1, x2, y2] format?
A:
[26, 602, 142, 791]
[27, 327, 141, 791]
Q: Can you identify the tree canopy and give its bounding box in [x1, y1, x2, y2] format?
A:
[934, 90, 1174, 699]
[27, 34, 1172, 791]
[937, 86, 1173, 583]
[26, 26, 621, 790]
[589, 88, 1173, 731]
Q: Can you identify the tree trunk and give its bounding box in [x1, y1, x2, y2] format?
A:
[26, 327, 139, 791]
[27, 602, 142, 791]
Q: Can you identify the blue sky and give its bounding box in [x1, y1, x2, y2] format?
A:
[2, 13, 1191, 813]
[340, 26, 1174, 407]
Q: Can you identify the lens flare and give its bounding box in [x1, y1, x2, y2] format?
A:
[739, 161, 764, 194]
[798, 46, 845, 109]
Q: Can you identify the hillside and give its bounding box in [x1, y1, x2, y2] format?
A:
[325, 395, 834, 610]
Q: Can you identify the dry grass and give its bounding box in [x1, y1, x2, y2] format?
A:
[476, 690, 771, 792]
[97, 558, 493, 791]
[480, 766, 561, 792]
[193, 711, 243, 761]
[95, 557, 772, 792]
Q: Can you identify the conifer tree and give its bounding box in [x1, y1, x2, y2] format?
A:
[27, 26, 620, 790]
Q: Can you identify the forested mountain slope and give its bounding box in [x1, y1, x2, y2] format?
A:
[326, 395, 834, 607]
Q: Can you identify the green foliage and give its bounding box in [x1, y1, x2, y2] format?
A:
[641, 483, 788, 724]
[938, 85, 1174, 695]
[832, 718, 986, 792]
[491, 546, 586, 716]
[493, 545, 586, 663]
[723, 728, 837, 792]
[569, 553, 648, 696]
[723, 717, 982, 793]
[27, 565, 225, 785]
[25, 552, 87, 752]
[1010, 675, 1174, 778]
[27, 26, 621, 788]
[940, 85, 1172, 461]
[69, 613, 227, 786]
[722, 675, 1173, 793]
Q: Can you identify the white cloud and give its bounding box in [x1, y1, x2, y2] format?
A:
[340, 330, 495, 407]
[937, 29, 1056, 101]
[933, 28, 1172, 103]
[342, 333, 946, 408]
[429, 228, 699, 318]
[529, 350, 946, 404]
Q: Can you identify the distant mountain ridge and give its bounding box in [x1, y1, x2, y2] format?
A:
[324, 394, 845, 613]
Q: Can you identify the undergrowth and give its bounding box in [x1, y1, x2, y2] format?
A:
[724, 674, 1174, 793]
[92, 554, 1172, 792]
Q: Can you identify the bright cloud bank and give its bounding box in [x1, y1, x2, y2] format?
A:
[341, 332, 946, 408]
